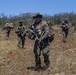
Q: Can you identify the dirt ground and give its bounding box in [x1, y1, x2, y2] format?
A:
[0, 25, 76, 75]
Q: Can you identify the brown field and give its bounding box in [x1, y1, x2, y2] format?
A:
[0, 25, 76, 75]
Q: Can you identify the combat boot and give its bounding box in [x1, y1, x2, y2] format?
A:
[34, 65, 41, 71]
[17, 44, 20, 48]
[63, 39, 66, 43]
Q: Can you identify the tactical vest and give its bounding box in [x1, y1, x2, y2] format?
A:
[18, 25, 26, 33]
[34, 21, 48, 38]
[28, 21, 49, 40]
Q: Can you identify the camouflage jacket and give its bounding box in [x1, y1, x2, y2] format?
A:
[3, 23, 14, 30]
[61, 22, 69, 30]
[29, 21, 49, 41]
[15, 25, 26, 36]
[47, 23, 54, 35]
[5, 23, 14, 28]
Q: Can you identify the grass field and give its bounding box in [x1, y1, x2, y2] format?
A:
[0, 25, 76, 75]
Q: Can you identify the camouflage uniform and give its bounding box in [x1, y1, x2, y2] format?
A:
[28, 13, 50, 70]
[61, 19, 69, 43]
[3, 21, 14, 38]
[15, 21, 26, 48]
[47, 21, 54, 43]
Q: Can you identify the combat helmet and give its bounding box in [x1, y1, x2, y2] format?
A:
[19, 20, 23, 23]
[33, 12, 42, 19]
[47, 21, 51, 24]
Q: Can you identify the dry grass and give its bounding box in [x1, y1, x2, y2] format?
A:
[0, 25, 76, 75]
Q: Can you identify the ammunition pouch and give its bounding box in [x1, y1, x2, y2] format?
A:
[27, 31, 35, 40]
[48, 34, 54, 43]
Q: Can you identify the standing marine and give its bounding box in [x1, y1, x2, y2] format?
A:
[28, 13, 50, 71]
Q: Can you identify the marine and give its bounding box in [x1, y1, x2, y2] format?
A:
[15, 21, 26, 48]
[61, 18, 70, 43]
[28, 13, 51, 71]
[2, 20, 14, 38]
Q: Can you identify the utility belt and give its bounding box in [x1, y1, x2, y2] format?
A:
[39, 38, 49, 49]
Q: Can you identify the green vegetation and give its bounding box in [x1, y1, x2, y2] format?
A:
[52, 19, 61, 25]
[0, 12, 76, 27]
[74, 25, 76, 31]
[23, 21, 29, 28]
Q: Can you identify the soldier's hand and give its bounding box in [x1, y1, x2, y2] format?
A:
[22, 34, 24, 37]
[35, 37, 38, 40]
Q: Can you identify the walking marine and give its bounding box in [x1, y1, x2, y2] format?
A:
[61, 19, 70, 43]
[15, 21, 26, 48]
[2, 20, 14, 38]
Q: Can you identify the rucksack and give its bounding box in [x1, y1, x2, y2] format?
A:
[5, 23, 14, 29]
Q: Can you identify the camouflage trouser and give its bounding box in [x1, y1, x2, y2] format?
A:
[6, 29, 10, 37]
[18, 36, 25, 48]
[34, 39, 50, 67]
[62, 30, 69, 42]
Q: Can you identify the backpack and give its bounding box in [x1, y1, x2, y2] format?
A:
[5, 23, 14, 29]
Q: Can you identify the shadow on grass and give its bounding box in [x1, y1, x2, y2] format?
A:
[27, 66, 50, 71]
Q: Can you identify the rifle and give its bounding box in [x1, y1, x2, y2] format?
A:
[15, 27, 25, 39]
[31, 25, 41, 48]
[31, 25, 38, 40]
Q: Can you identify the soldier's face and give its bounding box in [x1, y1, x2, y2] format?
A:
[19, 23, 23, 26]
[35, 17, 41, 23]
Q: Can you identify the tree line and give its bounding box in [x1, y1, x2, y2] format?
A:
[0, 12, 76, 28]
